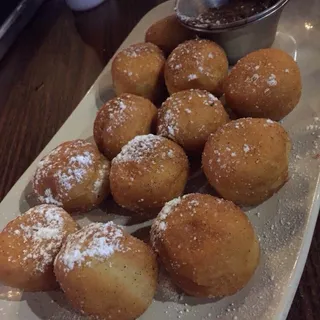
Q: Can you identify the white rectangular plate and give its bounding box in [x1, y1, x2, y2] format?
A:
[0, 1, 320, 319]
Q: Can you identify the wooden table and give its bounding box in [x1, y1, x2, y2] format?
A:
[0, 0, 318, 319]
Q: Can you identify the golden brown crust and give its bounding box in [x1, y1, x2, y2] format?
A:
[54, 222, 158, 320]
[145, 15, 194, 55]
[110, 134, 189, 214]
[33, 139, 110, 213]
[94, 94, 157, 160]
[151, 194, 260, 297]
[202, 118, 291, 206]
[157, 89, 229, 153]
[0, 205, 78, 291]
[111, 42, 166, 102]
[224, 48, 302, 120]
[165, 39, 228, 96]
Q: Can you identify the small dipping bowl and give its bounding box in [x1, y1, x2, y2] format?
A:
[175, 0, 290, 64]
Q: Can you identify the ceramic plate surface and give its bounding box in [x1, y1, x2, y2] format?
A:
[0, 1, 319, 319]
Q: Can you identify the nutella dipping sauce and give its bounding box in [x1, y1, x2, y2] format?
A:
[179, 0, 279, 29]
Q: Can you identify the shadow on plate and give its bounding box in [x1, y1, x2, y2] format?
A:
[19, 180, 38, 214]
[131, 225, 152, 243]
[95, 72, 115, 109]
[94, 70, 169, 110]
[154, 267, 221, 306]
[24, 290, 84, 320]
[184, 159, 219, 197]
[74, 195, 156, 229]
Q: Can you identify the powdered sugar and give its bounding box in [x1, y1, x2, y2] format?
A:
[245, 73, 260, 83]
[162, 108, 180, 138]
[33, 140, 100, 207]
[207, 93, 218, 102]
[167, 40, 218, 82]
[38, 188, 63, 206]
[112, 134, 164, 164]
[93, 164, 108, 195]
[188, 74, 197, 81]
[102, 96, 135, 135]
[243, 144, 250, 153]
[167, 149, 174, 158]
[56, 222, 125, 272]
[267, 74, 277, 86]
[121, 43, 160, 58]
[227, 58, 283, 98]
[70, 152, 93, 167]
[266, 119, 274, 124]
[19, 206, 64, 242]
[118, 101, 126, 111]
[158, 90, 220, 139]
[158, 198, 181, 224]
[151, 197, 181, 247]
[9, 205, 69, 273]
[204, 118, 278, 179]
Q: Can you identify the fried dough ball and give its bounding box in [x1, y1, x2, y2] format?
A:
[165, 39, 228, 96]
[224, 48, 302, 120]
[151, 194, 260, 297]
[33, 139, 110, 213]
[145, 15, 194, 55]
[202, 118, 291, 206]
[157, 89, 229, 153]
[111, 42, 166, 102]
[94, 94, 157, 159]
[0, 205, 78, 291]
[54, 222, 158, 320]
[110, 134, 189, 214]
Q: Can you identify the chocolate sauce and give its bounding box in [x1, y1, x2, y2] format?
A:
[179, 0, 279, 29]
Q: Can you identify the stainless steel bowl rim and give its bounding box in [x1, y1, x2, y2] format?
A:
[175, 0, 290, 33]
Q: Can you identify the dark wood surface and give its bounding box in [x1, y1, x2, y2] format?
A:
[0, 0, 318, 319]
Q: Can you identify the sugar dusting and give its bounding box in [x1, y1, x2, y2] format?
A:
[93, 163, 108, 196]
[56, 222, 125, 273]
[167, 39, 220, 84]
[162, 107, 180, 138]
[101, 95, 135, 136]
[112, 134, 165, 164]
[7, 205, 68, 273]
[245, 73, 260, 83]
[120, 42, 163, 60]
[158, 90, 219, 139]
[267, 74, 277, 86]
[227, 57, 283, 98]
[243, 144, 250, 153]
[151, 194, 204, 251]
[150, 197, 181, 248]
[33, 140, 98, 206]
[39, 188, 63, 206]
[188, 74, 197, 81]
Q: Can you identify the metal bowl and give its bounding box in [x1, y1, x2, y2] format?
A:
[175, 0, 290, 64]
